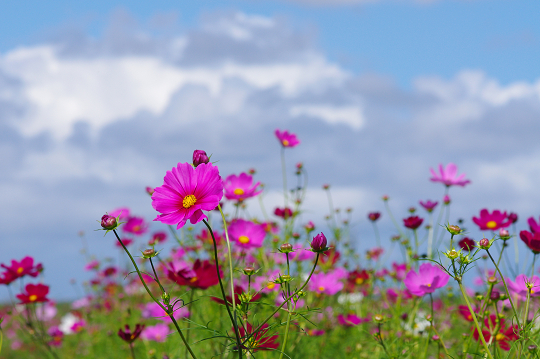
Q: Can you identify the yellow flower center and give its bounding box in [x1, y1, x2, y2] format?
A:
[182, 195, 197, 208]
[189, 277, 198, 283]
[29, 294, 38, 302]
[495, 333, 505, 341]
[486, 221, 497, 229]
[267, 282, 276, 289]
[426, 283, 431, 287]
[318, 286, 325, 292]
[234, 188, 245, 195]
[239, 235, 250, 244]
[17, 267, 24, 274]
[282, 139, 289, 146]
[133, 225, 140, 232]
[355, 278, 364, 285]
[467, 315, 472, 320]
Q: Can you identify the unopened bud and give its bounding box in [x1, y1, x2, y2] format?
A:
[447, 225, 462, 235]
[145, 186, 155, 196]
[490, 290, 500, 301]
[529, 345, 537, 352]
[100, 214, 117, 230]
[192, 150, 210, 167]
[243, 266, 255, 276]
[142, 249, 155, 258]
[499, 229, 510, 239]
[373, 314, 384, 323]
[446, 249, 459, 260]
[477, 238, 491, 249]
[280, 243, 293, 253]
[487, 276, 498, 284]
[161, 292, 170, 306]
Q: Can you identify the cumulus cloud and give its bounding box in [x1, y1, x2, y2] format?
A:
[1, 9, 540, 300]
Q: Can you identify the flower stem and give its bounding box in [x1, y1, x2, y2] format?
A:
[280, 147, 288, 208]
[458, 280, 494, 359]
[129, 342, 136, 359]
[112, 230, 198, 359]
[202, 220, 242, 359]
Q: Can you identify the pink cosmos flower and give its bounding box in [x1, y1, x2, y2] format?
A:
[84, 260, 99, 271]
[228, 219, 266, 249]
[109, 207, 131, 220]
[148, 231, 167, 245]
[520, 230, 540, 253]
[403, 263, 449, 296]
[123, 217, 148, 235]
[275, 129, 300, 148]
[392, 263, 408, 281]
[506, 274, 540, 300]
[1, 256, 42, 282]
[152, 162, 224, 229]
[141, 302, 189, 322]
[472, 209, 512, 230]
[309, 269, 346, 295]
[289, 245, 316, 261]
[528, 217, 540, 233]
[115, 238, 133, 248]
[403, 216, 423, 230]
[254, 270, 281, 294]
[430, 163, 471, 187]
[419, 200, 438, 213]
[224, 173, 262, 201]
[140, 324, 171, 342]
[48, 326, 64, 347]
[337, 314, 370, 327]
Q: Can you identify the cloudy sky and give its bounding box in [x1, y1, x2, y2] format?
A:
[1, 0, 540, 300]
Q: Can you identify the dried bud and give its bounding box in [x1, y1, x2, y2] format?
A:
[192, 150, 210, 167]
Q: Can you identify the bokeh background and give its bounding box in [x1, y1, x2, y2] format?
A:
[1, 0, 540, 301]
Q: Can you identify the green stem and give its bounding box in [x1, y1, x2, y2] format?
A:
[384, 200, 404, 238]
[280, 147, 288, 208]
[112, 230, 197, 359]
[278, 253, 293, 359]
[325, 188, 338, 229]
[458, 281, 494, 359]
[486, 249, 522, 333]
[202, 219, 243, 359]
[129, 342, 136, 359]
[372, 222, 381, 247]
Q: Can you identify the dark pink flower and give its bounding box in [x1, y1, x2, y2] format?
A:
[429, 163, 471, 187]
[109, 207, 131, 220]
[506, 274, 540, 300]
[148, 231, 167, 245]
[1, 256, 42, 283]
[337, 314, 369, 326]
[118, 324, 145, 343]
[274, 207, 293, 219]
[520, 230, 540, 253]
[472, 209, 512, 230]
[458, 237, 476, 252]
[528, 216, 540, 233]
[368, 212, 381, 222]
[223, 173, 262, 201]
[275, 129, 300, 148]
[192, 150, 209, 167]
[419, 200, 438, 213]
[311, 232, 328, 253]
[17, 283, 50, 304]
[403, 263, 449, 296]
[403, 216, 423, 230]
[228, 219, 266, 249]
[123, 216, 148, 235]
[152, 162, 223, 229]
[366, 247, 384, 260]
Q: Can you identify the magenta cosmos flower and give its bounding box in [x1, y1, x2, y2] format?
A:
[309, 268, 347, 295]
[275, 129, 300, 148]
[419, 200, 438, 213]
[403, 216, 423, 230]
[528, 216, 540, 233]
[152, 162, 223, 229]
[140, 324, 171, 342]
[223, 173, 262, 201]
[403, 263, 449, 296]
[506, 274, 540, 300]
[472, 209, 512, 230]
[520, 230, 540, 253]
[123, 216, 148, 235]
[228, 219, 266, 249]
[429, 163, 471, 187]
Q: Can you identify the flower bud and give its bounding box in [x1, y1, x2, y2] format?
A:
[243, 266, 255, 276]
[445, 249, 459, 260]
[142, 249, 155, 258]
[192, 150, 210, 167]
[373, 314, 384, 323]
[490, 290, 500, 301]
[101, 215, 117, 230]
[368, 212, 381, 222]
[408, 207, 416, 214]
[310, 233, 328, 253]
[508, 212, 518, 224]
[443, 195, 451, 205]
[161, 292, 170, 306]
[145, 186, 155, 196]
[280, 243, 293, 253]
[477, 238, 491, 249]
[499, 229, 510, 240]
[322, 184, 330, 190]
[382, 195, 389, 201]
[487, 276, 498, 284]
[248, 168, 256, 175]
[447, 225, 462, 235]
[431, 335, 440, 341]
[529, 345, 537, 352]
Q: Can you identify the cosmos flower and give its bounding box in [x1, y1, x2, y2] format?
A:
[140, 324, 171, 342]
[458, 305, 478, 322]
[275, 129, 300, 148]
[403, 263, 449, 296]
[1, 256, 42, 283]
[472, 209, 512, 230]
[429, 163, 471, 187]
[403, 216, 423, 230]
[309, 269, 346, 295]
[17, 283, 50, 304]
[123, 217, 148, 235]
[238, 323, 279, 352]
[148, 231, 167, 245]
[167, 259, 220, 290]
[506, 274, 540, 300]
[228, 219, 266, 249]
[528, 216, 540, 233]
[473, 315, 518, 351]
[141, 302, 190, 322]
[84, 260, 99, 271]
[152, 162, 224, 229]
[337, 314, 370, 327]
[274, 207, 293, 219]
[224, 173, 262, 201]
[48, 326, 64, 347]
[108, 207, 131, 220]
[195, 228, 224, 245]
[419, 200, 438, 213]
[520, 230, 540, 253]
[118, 324, 145, 344]
[368, 212, 381, 222]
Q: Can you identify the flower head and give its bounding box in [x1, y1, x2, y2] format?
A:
[520, 230, 540, 253]
[403, 263, 449, 296]
[472, 209, 512, 230]
[473, 315, 518, 351]
[140, 324, 171, 342]
[309, 269, 346, 295]
[17, 283, 50, 304]
[506, 274, 540, 300]
[167, 259, 220, 290]
[403, 216, 423, 230]
[152, 162, 223, 229]
[274, 207, 293, 219]
[228, 219, 266, 249]
[1, 256, 42, 282]
[118, 324, 145, 344]
[310, 232, 328, 253]
[458, 237, 476, 252]
[368, 212, 381, 222]
[275, 129, 300, 148]
[419, 200, 438, 213]
[192, 150, 210, 167]
[224, 173, 262, 201]
[239, 323, 279, 352]
[337, 314, 369, 327]
[123, 216, 148, 235]
[429, 163, 471, 187]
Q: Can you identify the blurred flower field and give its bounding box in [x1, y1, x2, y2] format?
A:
[2, 129, 540, 359]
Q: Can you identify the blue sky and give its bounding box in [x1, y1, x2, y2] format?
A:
[3, 0, 540, 88]
[2, 0, 540, 301]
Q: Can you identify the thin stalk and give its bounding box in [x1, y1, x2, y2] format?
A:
[185, 289, 195, 359]
[202, 220, 242, 359]
[280, 147, 288, 208]
[384, 200, 404, 238]
[427, 212, 434, 258]
[458, 281, 494, 359]
[217, 205, 238, 311]
[431, 326, 450, 358]
[129, 342, 136, 359]
[372, 222, 381, 247]
[112, 230, 197, 359]
[278, 253, 293, 359]
[432, 187, 449, 244]
[325, 188, 338, 229]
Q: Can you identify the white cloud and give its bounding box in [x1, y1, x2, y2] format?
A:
[290, 104, 365, 129]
